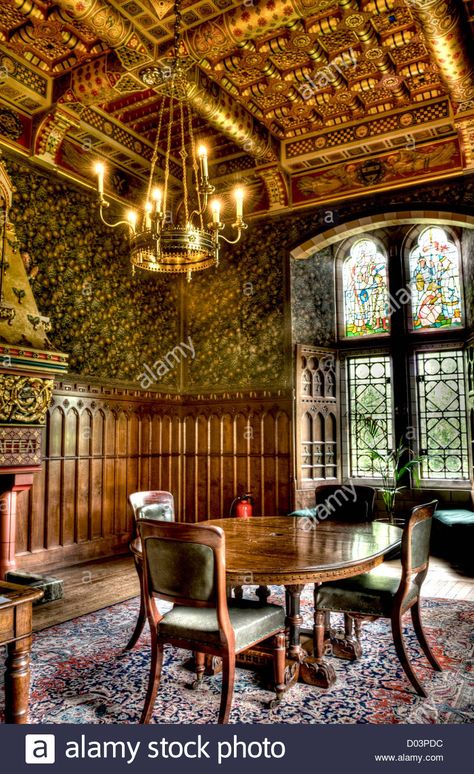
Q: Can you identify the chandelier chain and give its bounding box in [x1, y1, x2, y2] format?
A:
[147, 97, 166, 204]
[187, 101, 204, 230]
[174, 0, 183, 59]
[179, 98, 189, 225]
[163, 82, 174, 217]
[95, 0, 247, 275]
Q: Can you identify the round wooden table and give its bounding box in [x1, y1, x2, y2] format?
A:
[205, 516, 402, 688]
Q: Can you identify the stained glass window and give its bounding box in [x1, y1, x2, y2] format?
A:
[409, 227, 462, 330]
[347, 355, 393, 477]
[343, 239, 389, 337]
[416, 350, 469, 480]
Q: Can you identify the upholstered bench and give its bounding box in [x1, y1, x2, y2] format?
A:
[432, 509, 474, 570]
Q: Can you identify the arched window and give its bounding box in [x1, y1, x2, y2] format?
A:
[343, 238, 389, 338]
[409, 226, 462, 330]
[337, 224, 470, 485]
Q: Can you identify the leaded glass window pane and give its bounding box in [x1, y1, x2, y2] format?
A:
[347, 355, 393, 477]
[416, 350, 469, 480]
[343, 239, 389, 337]
[409, 227, 462, 330]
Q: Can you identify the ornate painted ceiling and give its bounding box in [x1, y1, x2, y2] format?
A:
[0, 0, 473, 216]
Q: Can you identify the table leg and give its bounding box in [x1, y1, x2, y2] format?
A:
[286, 584, 305, 660]
[4, 635, 32, 724]
[310, 587, 362, 662]
[255, 585, 270, 604]
[286, 584, 336, 688]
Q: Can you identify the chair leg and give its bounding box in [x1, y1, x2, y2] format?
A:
[324, 610, 331, 639]
[271, 632, 286, 706]
[140, 634, 164, 723]
[125, 557, 146, 650]
[391, 613, 427, 698]
[313, 609, 326, 660]
[354, 617, 363, 641]
[192, 651, 206, 690]
[411, 601, 442, 672]
[218, 652, 235, 724]
[344, 613, 353, 639]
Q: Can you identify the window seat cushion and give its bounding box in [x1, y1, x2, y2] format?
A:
[433, 509, 474, 527]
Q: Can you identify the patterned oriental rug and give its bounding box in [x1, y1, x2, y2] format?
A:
[1, 588, 472, 724]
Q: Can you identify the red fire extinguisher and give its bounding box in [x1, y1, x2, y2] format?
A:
[230, 493, 253, 518]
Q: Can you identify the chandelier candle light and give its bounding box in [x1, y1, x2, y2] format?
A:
[94, 0, 247, 281]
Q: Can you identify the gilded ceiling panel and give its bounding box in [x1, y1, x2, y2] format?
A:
[0, 0, 472, 213]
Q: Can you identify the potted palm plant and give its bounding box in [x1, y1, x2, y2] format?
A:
[359, 417, 426, 523]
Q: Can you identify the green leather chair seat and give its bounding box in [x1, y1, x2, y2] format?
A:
[158, 599, 285, 652]
[316, 571, 419, 617]
[433, 509, 474, 527]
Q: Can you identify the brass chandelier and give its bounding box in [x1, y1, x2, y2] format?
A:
[94, 0, 247, 280]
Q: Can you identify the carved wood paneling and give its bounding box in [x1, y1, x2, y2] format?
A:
[14, 381, 293, 570]
[294, 344, 339, 506]
[180, 399, 292, 522]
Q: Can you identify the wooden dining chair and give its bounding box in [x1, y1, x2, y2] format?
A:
[315, 483, 376, 522]
[125, 491, 175, 650]
[314, 500, 441, 697]
[138, 519, 287, 724]
[288, 484, 376, 655]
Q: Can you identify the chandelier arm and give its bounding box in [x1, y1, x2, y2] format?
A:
[98, 208, 132, 230]
[217, 226, 248, 246]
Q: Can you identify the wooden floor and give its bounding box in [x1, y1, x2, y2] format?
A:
[32, 555, 140, 632]
[32, 552, 474, 632]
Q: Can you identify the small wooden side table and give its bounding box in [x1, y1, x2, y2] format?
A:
[0, 580, 43, 723]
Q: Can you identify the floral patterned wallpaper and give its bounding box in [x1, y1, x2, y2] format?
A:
[184, 173, 474, 389]
[4, 153, 474, 392]
[5, 157, 180, 385]
[184, 223, 289, 389]
[291, 246, 335, 347]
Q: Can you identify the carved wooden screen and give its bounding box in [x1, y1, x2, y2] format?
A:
[295, 344, 339, 488]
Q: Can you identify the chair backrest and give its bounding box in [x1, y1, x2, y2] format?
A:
[138, 519, 234, 649]
[401, 500, 438, 577]
[138, 518, 230, 611]
[315, 484, 375, 522]
[129, 491, 175, 524]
